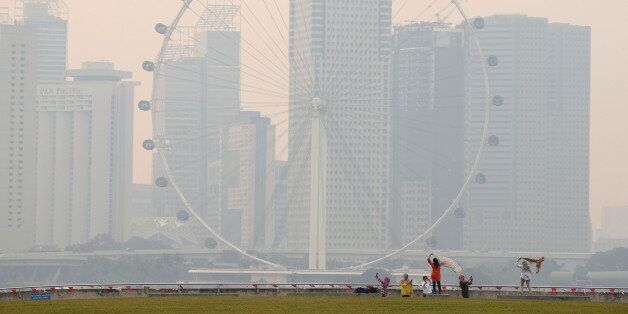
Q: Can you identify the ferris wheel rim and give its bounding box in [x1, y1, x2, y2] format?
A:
[149, 0, 284, 269]
[148, 0, 492, 271]
[350, 0, 492, 270]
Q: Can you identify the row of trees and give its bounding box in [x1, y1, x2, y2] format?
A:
[28, 234, 174, 253]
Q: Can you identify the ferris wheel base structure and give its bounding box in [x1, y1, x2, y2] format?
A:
[309, 98, 327, 270]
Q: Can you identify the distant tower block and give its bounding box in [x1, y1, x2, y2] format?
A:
[18, 0, 69, 83]
[309, 97, 327, 270]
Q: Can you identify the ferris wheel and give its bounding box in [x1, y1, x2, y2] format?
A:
[140, 0, 494, 270]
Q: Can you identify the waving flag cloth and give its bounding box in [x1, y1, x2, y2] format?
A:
[437, 255, 463, 274]
[518, 257, 545, 273]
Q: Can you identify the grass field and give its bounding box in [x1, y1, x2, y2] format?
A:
[1, 296, 627, 313]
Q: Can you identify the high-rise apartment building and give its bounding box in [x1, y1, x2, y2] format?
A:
[20, 0, 68, 83]
[287, 0, 393, 256]
[391, 22, 465, 249]
[35, 61, 138, 247]
[463, 15, 591, 252]
[220, 112, 275, 250]
[0, 22, 38, 252]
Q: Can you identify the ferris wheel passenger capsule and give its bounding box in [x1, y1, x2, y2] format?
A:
[155, 23, 168, 35]
[475, 173, 487, 184]
[138, 100, 151, 111]
[143, 139, 156, 151]
[142, 61, 155, 72]
[488, 135, 500, 147]
[155, 177, 169, 188]
[487, 55, 499, 67]
[473, 17, 485, 29]
[176, 210, 190, 222]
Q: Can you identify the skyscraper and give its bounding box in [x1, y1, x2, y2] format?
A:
[391, 22, 466, 250]
[20, 0, 68, 83]
[463, 15, 591, 252]
[158, 56, 217, 235]
[265, 160, 288, 249]
[287, 0, 393, 263]
[597, 206, 628, 240]
[0, 22, 38, 252]
[544, 21, 592, 252]
[35, 61, 138, 247]
[595, 206, 628, 251]
[155, 6, 240, 242]
[220, 111, 275, 250]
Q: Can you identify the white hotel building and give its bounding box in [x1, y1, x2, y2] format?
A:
[0, 22, 38, 252]
[35, 61, 138, 247]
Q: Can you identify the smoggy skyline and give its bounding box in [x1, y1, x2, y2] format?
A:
[21, 0, 628, 231]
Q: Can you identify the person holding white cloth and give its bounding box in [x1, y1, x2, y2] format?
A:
[516, 259, 533, 294]
[420, 276, 432, 297]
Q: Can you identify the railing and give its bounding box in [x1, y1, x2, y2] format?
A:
[1, 283, 627, 295]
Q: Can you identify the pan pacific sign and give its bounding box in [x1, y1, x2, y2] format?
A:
[39, 86, 86, 96]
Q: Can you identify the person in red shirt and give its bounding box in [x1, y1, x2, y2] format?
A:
[427, 253, 442, 294]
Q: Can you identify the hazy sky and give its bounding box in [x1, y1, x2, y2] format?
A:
[47, 0, 628, 230]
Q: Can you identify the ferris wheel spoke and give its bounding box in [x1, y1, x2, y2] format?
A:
[324, 113, 389, 240]
[167, 4, 314, 99]
[152, 109, 292, 152]
[241, 1, 289, 65]
[324, 57, 463, 103]
[156, 66, 290, 98]
[166, 25, 289, 91]
[169, 123, 291, 186]
[186, 2, 291, 79]
[191, 0, 290, 74]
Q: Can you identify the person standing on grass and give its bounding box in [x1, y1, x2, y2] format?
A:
[420, 276, 432, 297]
[375, 273, 390, 297]
[427, 253, 442, 294]
[458, 275, 473, 299]
[516, 259, 533, 294]
[400, 273, 413, 297]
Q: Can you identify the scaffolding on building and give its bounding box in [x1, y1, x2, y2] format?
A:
[163, 26, 198, 61]
[196, 3, 240, 32]
[15, 0, 68, 21]
[163, 2, 240, 61]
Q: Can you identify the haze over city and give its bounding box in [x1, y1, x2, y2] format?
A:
[1, 0, 628, 296]
[57, 0, 628, 231]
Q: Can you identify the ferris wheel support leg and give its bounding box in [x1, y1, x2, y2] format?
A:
[309, 98, 327, 270]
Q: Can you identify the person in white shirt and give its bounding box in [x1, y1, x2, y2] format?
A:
[516, 259, 533, 294]
[420, 276, 433, 297]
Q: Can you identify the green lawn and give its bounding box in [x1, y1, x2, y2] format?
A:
[1, 296, 626, 313]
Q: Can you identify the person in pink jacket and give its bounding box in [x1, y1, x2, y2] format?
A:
[375, 273, 391, 297]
